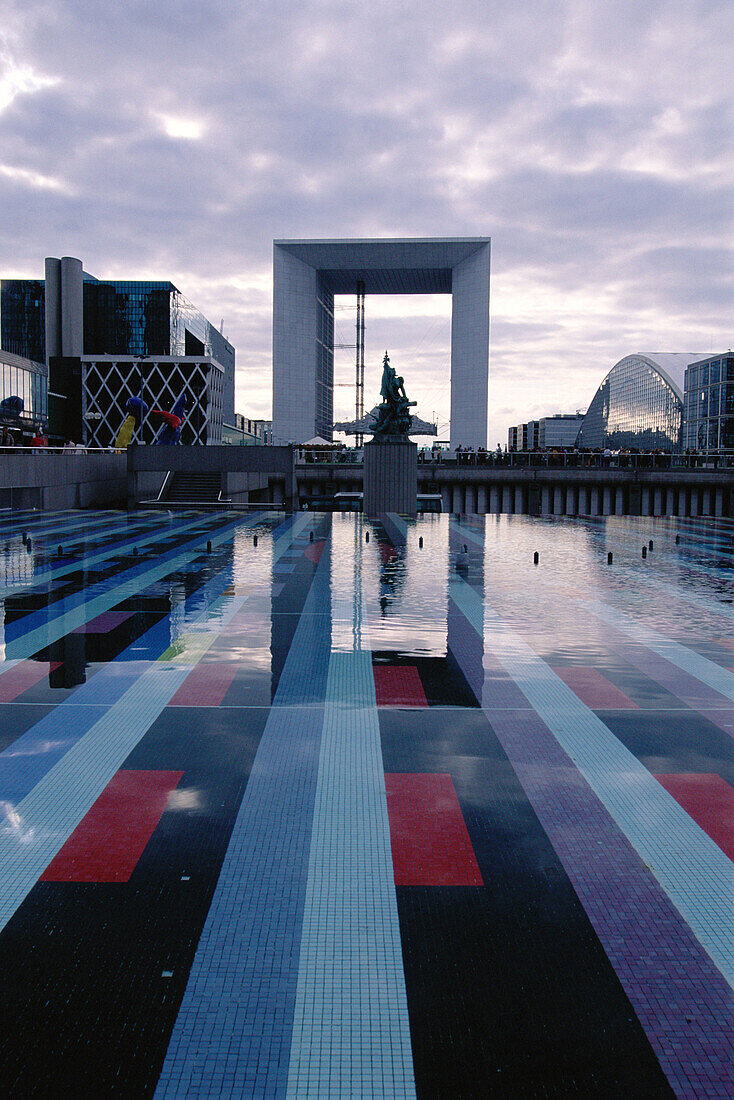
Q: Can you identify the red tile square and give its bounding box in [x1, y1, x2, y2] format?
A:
[385, 773, 483, 886]
[41, 770, 183, 883]
[373, 665, 427, 707]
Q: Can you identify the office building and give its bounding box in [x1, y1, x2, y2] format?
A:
[683, 353, 734, 453]
[577, 354, 705, 452]
[1, 256, 235, 425]
[538, 414, 584, 450]
[0, 349, 47, 424]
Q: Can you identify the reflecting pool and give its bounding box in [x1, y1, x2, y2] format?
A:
[0, 508, 732, 1098]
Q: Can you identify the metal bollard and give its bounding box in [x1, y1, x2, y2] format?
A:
[310, 531, 314, 542]
[253, 535, 258, 547]
[675, 534, 680, 544]
[642, 546, 647, 558]
[419, 537, 423, 548]
[365, 531, 370, 543]
[533, 551, 539, 565]
[206, 540, 212, 553]
[607, 552, 613, 564]
[648, 539, 653, 550]
[58, 545, 62, 558]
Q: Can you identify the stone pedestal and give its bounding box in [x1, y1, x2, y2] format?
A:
[363, 437, 418, 515]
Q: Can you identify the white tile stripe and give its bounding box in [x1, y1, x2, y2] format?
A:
[0, 514, 309, 935]
[449, 573, 734, 989]
[455, 516, 734, 694]
[582, 598, 734, 702]
[286, 540, 416, 1098]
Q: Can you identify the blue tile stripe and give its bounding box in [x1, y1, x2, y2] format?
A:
[0, 510, 205, 600]
[3, 513, 258, 659]
[286, 522, 415, 1098]
[155, 521, 332, 1099]
[0, 555, 249, 802]
[0, 515, 309, 938]
[447, 569, 734, 989]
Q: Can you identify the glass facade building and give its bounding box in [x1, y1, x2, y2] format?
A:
[683, 354, 734, 453]
[577, 354, 697, 452]
[1, 269, 235, 422]
[0, 350, 47, 421]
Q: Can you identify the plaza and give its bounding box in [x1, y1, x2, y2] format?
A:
[0, 506, 732, 1097]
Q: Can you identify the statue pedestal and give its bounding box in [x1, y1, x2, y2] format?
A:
[363, 437, 418, 515]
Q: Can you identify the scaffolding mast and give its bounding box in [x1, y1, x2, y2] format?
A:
[355, 281, 365, 446]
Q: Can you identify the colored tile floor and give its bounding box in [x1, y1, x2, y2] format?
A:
[0, 506, 732, 1098]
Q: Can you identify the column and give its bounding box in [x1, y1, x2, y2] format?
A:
[566, 486, 577, 516]
[44, 257, 62, 365]
[477, 485, 488, 514]
[590, 487, 600, 515]
[715, 488, 724, 518]
[653, 488, 663, 516]
[689, 488, 698, 517]
[441, 485, 451, 513]
[602, 486, 612, 515]
[489, 485, 500, 514]
[641, 487, 651, 516]
[578, 486, 589, 515]
[615, 487, 624, 515]
[702, 488, 711, 516]
[541, 486, 552, 515]
[514, 486, 524, 514]
[452, 485, 463, 514]
[665, 488, 675, 516]
[465, 485, 477, 514]
[501, 486, 513, 513]
[60, 256, 84, 357]
[553, 486, 563, 515]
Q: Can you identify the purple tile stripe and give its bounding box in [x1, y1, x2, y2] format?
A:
[73, 611, 135, 635]
[448, 590, 734, 1099]
[551, 666, 639, 710]
[585, 617, 734, 740]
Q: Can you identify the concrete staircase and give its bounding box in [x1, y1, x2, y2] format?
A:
[164, 471, 224, 504]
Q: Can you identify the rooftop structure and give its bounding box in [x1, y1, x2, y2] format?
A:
[0, 508, 731, 1095]
[272, 237, 490, 448]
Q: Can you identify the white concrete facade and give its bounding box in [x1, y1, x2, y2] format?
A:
[272, 238, 490, 447]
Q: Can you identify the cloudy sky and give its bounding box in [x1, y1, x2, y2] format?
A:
[1, 0, 731, 445]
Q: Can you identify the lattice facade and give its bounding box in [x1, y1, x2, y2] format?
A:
[81, 356, 223, 448]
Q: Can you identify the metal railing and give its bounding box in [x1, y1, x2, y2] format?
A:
[295, 448, 734, 471]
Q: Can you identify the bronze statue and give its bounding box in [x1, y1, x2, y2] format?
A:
[370, 351, 416, 437]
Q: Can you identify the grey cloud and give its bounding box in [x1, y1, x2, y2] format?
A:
[0, 0, 731, 440]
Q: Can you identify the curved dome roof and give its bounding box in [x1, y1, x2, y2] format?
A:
[624, 354, 707, 399]
[577, 353, 707, 452]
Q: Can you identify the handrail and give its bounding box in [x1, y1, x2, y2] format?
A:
[295, 450, 734, 471]
[0, 446, 124, 454]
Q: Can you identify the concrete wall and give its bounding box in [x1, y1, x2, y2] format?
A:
[272, 247, 320, 444]
[127, 445, 295, 507]
[0, 453, 127, 510]
[450, 242, 490, 449]
[296, 461, 734, 518]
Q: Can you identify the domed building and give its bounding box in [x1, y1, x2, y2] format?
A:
[577, 353, 705, 452]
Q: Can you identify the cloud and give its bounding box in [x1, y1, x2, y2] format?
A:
[0, 0, 731, 444]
